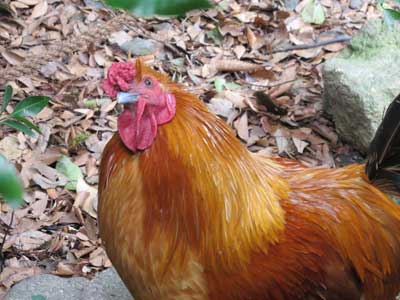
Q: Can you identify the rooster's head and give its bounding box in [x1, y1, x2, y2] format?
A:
[101, 60, 176, 152]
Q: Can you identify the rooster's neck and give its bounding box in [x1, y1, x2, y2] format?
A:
[139, 87, 287, 270]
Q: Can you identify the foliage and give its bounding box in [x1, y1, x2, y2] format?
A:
[0, 86, 49, 136]
[71, 132, 91, 147]
[56, 155, 83, 190]
[104, 0, 212, 17]
[378, 0, 400, 25]
[0, 86, 49, 207]
[301, 0, 326, 25]
[0, 154, 23, 208]
[214, 77, 241, 93]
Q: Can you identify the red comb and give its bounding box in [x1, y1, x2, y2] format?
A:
[101, 62, 136, 98]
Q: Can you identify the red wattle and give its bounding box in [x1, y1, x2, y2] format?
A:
[118, 102, 158, 152]
[118, 109, 138, 152]
[136, 113, 157, 150]
[117, 93, 176, 152]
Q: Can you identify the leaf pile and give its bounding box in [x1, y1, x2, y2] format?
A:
[0, 0, 382, 296]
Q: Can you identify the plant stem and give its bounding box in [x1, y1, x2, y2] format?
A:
[0, 115, 10, 123]
[0, 210, 14, 272]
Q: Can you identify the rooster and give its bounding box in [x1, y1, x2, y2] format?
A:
[98, 59, 400, 300]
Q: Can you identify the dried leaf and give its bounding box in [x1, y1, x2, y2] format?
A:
[0, 136, 22, 160]
[30, 0, 48, 18]
[14, 230, 52, 251]
[207, 97, 235, 118]
[2, 50, 24, 65]
[75, 178, 98, 218]
[292, 137, 309, 153]
[234, 112, 249, 141]
[54, 262, 75, 276]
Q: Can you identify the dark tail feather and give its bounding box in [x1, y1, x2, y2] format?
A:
[366, 94, 400, 196]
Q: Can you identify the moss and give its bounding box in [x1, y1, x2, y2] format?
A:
[340, 20, 400, 59]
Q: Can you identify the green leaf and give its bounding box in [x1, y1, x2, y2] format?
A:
[32, 295, 47, 300]
[12, 116, 41, 134]
[217, 0, 229, 10]
[301, 0, 325, 25]
[383, 8, 400, 25]
[2, 119, 35, 136]
[56, 156, 83, 190]
[225, 82, 241, 90]
[12, 96, 50, 117]
[214, 78, 241, 93]
[71, 132, 90, 147]
[1, 85, 13, 113]
[214, 77, 226, 93]
[0, 154, 23, 208]
[83, 98, 111, 109]
[206, 27, 223, 44]
[105, 0, 212, 17]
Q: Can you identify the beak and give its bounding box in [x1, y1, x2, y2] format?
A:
[116, 92, 140, 104]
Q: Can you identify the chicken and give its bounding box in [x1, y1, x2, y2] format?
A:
[98, 59, 400, 300]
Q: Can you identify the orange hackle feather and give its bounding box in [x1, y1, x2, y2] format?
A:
[98, 59, 400, 300]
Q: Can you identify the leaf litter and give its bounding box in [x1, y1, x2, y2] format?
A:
[0, 0, 381, 296]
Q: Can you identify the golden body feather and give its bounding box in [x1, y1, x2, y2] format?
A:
[98, 61, 400, 300]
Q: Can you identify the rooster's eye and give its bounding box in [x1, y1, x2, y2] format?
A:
[144, 78, 153, 88]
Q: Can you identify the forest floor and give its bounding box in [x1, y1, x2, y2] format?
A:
[0, 0, 383, 297]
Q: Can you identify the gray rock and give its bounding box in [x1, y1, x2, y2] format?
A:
[152, 22, 173, 32]
[323, 21, 400, 153]
[5, 268, 131, 300]
[4, 275, 87, 300]
[81, 268, 132, 300]
[121, 37, 161, 56]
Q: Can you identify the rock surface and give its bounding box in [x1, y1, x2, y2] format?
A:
[323, 21, 400, 153]
[5, 268, 131, 300]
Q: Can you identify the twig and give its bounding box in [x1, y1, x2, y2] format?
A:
[213, 59, 264, 72]
[163, 43, 186, 57]
[246, 79, 296, 88]
[0, 210, 14, 272]
[273, 35, 352, 53]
